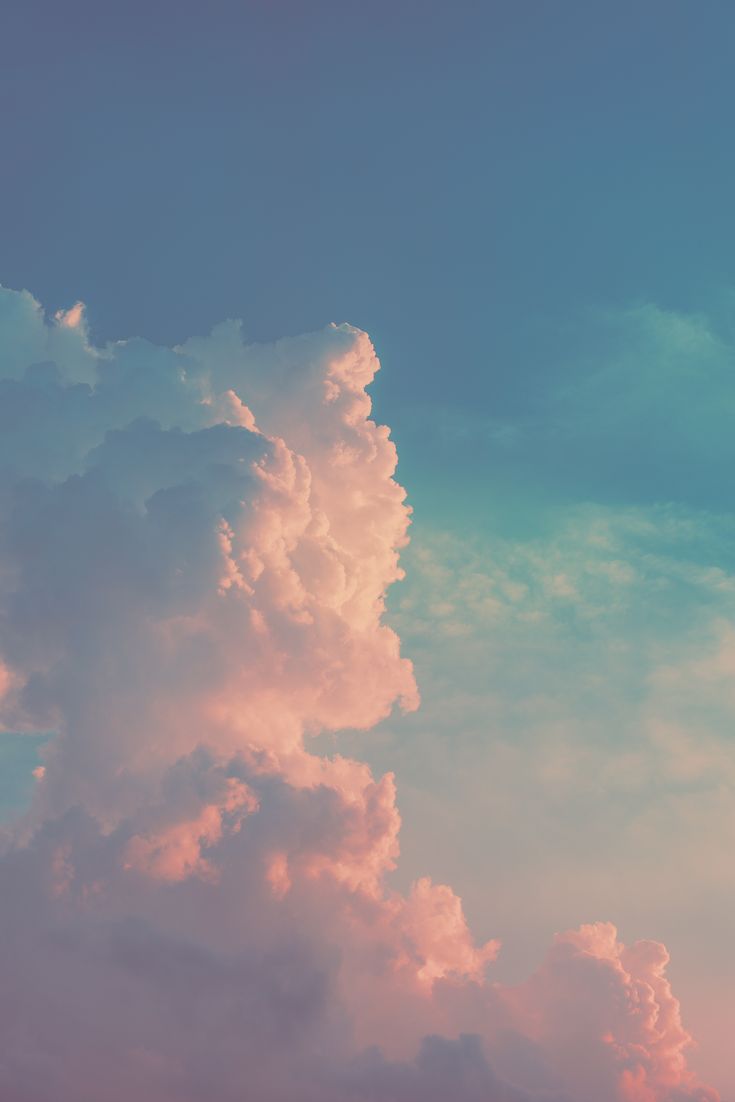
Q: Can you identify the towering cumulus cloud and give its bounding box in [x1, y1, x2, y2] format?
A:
[0, 287, 717, 1101]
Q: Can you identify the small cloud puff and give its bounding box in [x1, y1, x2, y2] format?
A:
[54, 300, 85, 330]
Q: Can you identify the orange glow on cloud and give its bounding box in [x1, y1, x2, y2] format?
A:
[0, 285, 718, 1102]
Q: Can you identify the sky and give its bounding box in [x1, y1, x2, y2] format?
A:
[1, 2, 734, 1099]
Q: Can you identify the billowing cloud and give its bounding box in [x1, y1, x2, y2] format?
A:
[0, 286, 718, 1101]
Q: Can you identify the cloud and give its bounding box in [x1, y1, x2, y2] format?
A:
[408, 301, 735, 517]
[0, 286, 718, 1100]
[370, 506, 735, 1094]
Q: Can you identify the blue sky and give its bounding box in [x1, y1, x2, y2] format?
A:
[5, 0, 735, 532]
[4, 3, 735, 481]
[2, 2, 735, 1095]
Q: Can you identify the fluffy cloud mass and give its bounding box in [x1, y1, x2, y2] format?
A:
[0, 286, 718, 1101]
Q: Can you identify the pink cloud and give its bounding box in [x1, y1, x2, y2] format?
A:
[0, 286, 718, 1101]
[54, 300, 85, 330]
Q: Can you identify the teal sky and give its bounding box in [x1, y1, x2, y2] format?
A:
[2, 2, 735, 1095]
[5, 2, 735, 527]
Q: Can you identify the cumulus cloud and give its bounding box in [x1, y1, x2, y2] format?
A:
[379, 509, 735, 1094]
[0, 285, 717, 1101]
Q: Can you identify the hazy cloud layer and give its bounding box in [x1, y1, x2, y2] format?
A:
[402, 301, 735, 535]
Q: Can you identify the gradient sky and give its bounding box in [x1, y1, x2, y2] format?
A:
[2, 2, 734, 1098]
[5, 1, 735, 525]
